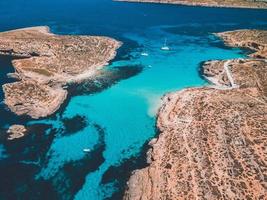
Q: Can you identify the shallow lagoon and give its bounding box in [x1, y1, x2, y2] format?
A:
[0, 0, 267, 199]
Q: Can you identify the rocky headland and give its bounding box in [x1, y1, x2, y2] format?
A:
[124, 30, 267, 199]
[0, 26, 121, 118]
[115, 0, 267, 9]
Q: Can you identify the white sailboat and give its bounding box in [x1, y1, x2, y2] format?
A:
[161, 38, 170, 51]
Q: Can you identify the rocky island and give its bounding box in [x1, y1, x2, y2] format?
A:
[0, 26, 121, 118]
[7, 124, 27, 140]
[124, 30, 267, 199]
[115, 0, 267, 9]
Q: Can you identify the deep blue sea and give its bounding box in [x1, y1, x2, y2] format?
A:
[0, 0, 267, 199]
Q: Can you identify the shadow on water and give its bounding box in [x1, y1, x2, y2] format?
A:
[0, 39, 145, 199]
[0, 124, 57, 200]
[0, 55, 32, 127]
[102, 135, 155, 200]
[0, 56, 60, 199]
[61, 115, 88, 136]
[48, 123, 106, 200]
[34, 123, 106, 200]
[68, 66, 143, 96]
[47, 37, 144, 121]
[66, 37, 143, 98]
[46, 64, 144, 123]
[0, 48, 143, 124]
[112, 37, 142, 62]
[0, 55, 15, 87]
[98, 127, 161, 200]
[0, 122, 107, 200]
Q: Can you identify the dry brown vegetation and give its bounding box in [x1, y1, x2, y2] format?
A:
[0, 26, 121, 118]
[124, 30, 267, 200]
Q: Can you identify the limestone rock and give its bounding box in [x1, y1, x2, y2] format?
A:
[7, 125, 27, 140]
[0, 26, 121, 118]
[124, 30, 267, 200]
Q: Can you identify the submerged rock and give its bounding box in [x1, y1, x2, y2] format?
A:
[124, 30, 267, 199]
[7, 125, 27, 140]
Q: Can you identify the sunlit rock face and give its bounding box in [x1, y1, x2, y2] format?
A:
[217, 30, 267, 59]
[124, 30, 267, 200]
[0, 26, 121, 118]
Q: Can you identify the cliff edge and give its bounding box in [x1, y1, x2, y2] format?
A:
[124, 30, 267, 199]
[0, 27, 121, 118]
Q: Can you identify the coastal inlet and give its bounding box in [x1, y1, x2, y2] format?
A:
[0, 1, 267, 199]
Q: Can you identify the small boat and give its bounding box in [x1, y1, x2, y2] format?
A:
[83, 148, 91, 153]
[161, 38, 170, 51]
[147, 65, 152, 68]
[141, 52, 149, 56]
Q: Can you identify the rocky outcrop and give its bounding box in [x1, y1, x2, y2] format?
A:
[203, 59, 267, 93]
[115, 0, 267, 9]
[124, 30, 267, 199]
[7, 125, 27, 140]
[0, 26, 121, 118]
[217, 30, 267, 59]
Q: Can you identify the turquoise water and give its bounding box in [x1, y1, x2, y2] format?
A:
[0, 0, 267, 199]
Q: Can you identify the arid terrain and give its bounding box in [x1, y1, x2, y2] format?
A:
[124, 30, 267, 199]
[0, 26, 121, 118]
[115, 0, 267, 9]
[217, 30, 267, 59]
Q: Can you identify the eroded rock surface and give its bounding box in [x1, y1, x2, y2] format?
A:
[124, 30, 267, 200]
[7, 124, 27, 140]
[115, 0, 267, 9]
[3, 81, 67, 119]
[203, 59, 267, 94]
[217, 30, 267, 59]
[0, 26, 121, 118]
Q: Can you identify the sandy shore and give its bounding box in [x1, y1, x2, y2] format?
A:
[124, 30, 267, 199]
[0, 26, 121, 119]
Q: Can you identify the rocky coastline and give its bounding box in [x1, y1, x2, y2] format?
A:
[124, 30, 267, 199]
[115, 0, 267, 9]
[0, 26, 121, 119]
